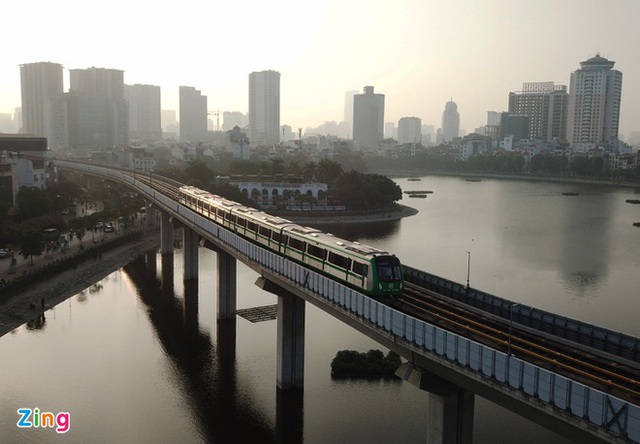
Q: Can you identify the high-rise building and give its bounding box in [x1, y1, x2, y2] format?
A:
[499, 112, 529, 141]
[398, 117, 422, 144]
[223, 111, 247, 131]
[353, 86, 384, 149]
[508, 82, 568, 142]
[67, 67, 129, 148]
[179, 86, 207, 143]
[567, 54, 623, 150]
[343, 90, 358, 138]
[441, 99, 460, 142]
[125, 84, 161, 143]
[20, 62, 68, 149]
[248, 70, 280, 147]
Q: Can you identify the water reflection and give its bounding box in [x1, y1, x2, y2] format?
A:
[26, 313, 46, 330]
[312, 219, 400, 241]
[123, 256, 277, 443]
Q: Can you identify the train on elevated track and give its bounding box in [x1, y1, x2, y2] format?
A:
[178, 185, 404, 300]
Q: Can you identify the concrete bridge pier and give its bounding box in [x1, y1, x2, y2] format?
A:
[276, 293, 305, 390]
[217, 251, 237, 320]
[183, 227, 199, 281]
[255, 277, 306, 390]
[396, 363, 474, 444]
[160, 211, 174, 255]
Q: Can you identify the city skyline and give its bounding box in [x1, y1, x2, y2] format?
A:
[1, 0, 639, 139]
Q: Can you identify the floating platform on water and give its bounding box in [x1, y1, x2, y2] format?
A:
[236, 304, 277, 323]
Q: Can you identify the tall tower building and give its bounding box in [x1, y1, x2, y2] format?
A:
[20, 62, 68, 149]
[441, 99, 460, 142]
[67, 67, 129, 148]
[125, 84, 161, 143]
[567, 54, 622, 150]
[343, 90, 358, 138]
[353, 86, 385, 149]
[179, 86, 207, 143]
[398, 117, 422, 144]
[508, 82, 568, 142]
[248, 70, 280, 147]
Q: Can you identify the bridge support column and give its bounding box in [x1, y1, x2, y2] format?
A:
[183, 227, 199, 281]
[160, 211, 174, 255]
[217, 251, 237, 319]
[276, 294, 305, 390]
[144, 202, 154, 226]
[396, 363, 474, 444]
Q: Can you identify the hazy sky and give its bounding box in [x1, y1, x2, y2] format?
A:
[2, 0, 639, 138]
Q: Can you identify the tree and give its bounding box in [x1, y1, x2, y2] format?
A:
[317, 159, 343, 184]
[18, 229, 44, 265]
[302, 161, 318, 181]
[16, 187, 51, 220]
[184, 159, 216, 189]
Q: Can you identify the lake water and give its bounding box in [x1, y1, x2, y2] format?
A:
[2, 174, 639, 443]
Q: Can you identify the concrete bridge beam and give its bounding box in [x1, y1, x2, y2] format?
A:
[396, 362, 474, 444]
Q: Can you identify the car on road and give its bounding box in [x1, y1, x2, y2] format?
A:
[0, 249, 13, 258]
[104, 224, 114, 233]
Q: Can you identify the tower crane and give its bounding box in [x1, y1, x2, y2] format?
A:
[207, 110, 220, 131]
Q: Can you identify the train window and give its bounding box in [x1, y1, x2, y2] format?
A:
[328, 252, 350, 269]
[376, 257, 402, 281]
[288, 237, 306, 252]
[272, 232, 281, 243]
[227, 214, 236, 223]
[259, 226, 271, 238]
[307, 244, 326, 260]
[236, 217, 246, 228]
[247, 221, 257, 232]
[352, 261, 368, 277]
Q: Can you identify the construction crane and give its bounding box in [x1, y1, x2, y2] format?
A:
[207, 110, 220, 131]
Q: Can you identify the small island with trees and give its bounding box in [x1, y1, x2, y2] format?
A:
[330, 349, 402, 378]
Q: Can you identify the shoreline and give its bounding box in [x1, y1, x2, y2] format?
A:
[0, 229, 160, 339]
[372, 169, 640, 190]
[272, 204, 419, 225]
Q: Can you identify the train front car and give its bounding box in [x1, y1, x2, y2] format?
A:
[370, 254, 404, 301]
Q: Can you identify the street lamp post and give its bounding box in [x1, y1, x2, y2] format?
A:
[466, 251, 471, 288]
[507, 303, 519, 357]
[57, 195, 70, 252]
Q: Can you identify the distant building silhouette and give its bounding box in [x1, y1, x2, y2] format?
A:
[343, 90, 358, 138]
[223, 111, 247, 132]
[161, 110, 178, 138]
[398, 117, 422, 145]
[499, 112, 529, 141]
[249, 70, 280, 147]
[441, 99, 460, 142]
[20, 62, 68, 149]
[353, 86, 385, 150]
[179, 86, 207, 143]
[125, 84, 161, 144]
[567, 54, 622, 151]
[508, 81, 568, 142]
[67, 67, 129, 149]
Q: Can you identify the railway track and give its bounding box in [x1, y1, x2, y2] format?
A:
[400, 282, 640, 403]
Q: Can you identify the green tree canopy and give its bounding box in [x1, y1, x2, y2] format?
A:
[18, 229, 44, 265]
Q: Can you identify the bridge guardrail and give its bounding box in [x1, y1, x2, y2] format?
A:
[404, 266, 640, 363]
